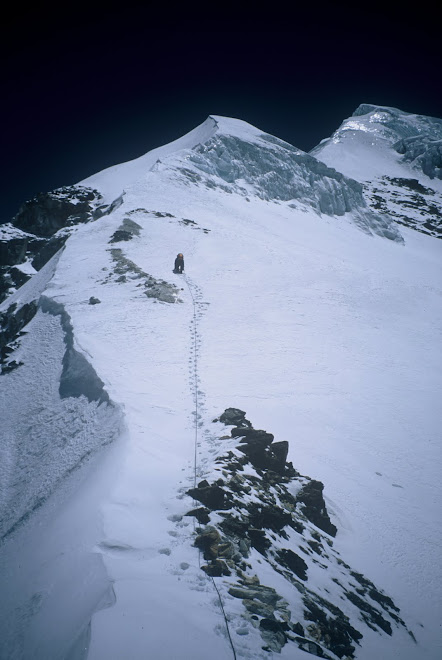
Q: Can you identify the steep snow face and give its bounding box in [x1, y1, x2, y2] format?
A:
[311, 104, 442, 186]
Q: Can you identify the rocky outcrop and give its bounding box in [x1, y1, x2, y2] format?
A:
[185, 409, 413, 658]
[109, 218, 142, 243]
[12, 186, 102, 238]
[365, 176, 442, 239]
[296, 480, 337, 537]
[103, 248, 182, 304]
[0, 186, 103, 302]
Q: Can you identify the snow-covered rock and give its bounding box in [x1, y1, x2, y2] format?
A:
[311, 104, 442, 239]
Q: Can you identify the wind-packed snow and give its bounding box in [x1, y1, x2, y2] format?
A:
[1, 114, 441, 660]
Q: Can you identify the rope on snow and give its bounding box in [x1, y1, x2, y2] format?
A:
[183, 274, 237, 660]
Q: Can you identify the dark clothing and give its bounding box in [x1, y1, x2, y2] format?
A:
[174, 256, 184, 273]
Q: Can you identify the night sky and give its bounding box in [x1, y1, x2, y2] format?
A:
[2, 5, 441, 222]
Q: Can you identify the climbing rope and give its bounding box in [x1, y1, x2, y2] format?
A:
[183, 274, 237, 660]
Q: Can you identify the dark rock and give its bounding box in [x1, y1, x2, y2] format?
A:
[307, 540, 323, 555]
[248, 528, 271, 554]
[201, 559, 231, 577]
[229, 585, 280, 607]
[194, 527, 221, 559]
[248, 502, 292, 533]
[295, 638, 326, 657]
[304, 599, 362, 658]
[345, 591, 392, 635]
[232, 428, 274, 446]
[7, 266, 31, 290]
[219, 408, 252, 427]
[292, 622, 305, 636]
[270, 440, 289, 464]
[237, 442, 288, 474]
[218, 515, 249, 538]
[0, 238, 29, 266]
[187, 482, 228, 510]
[368, 588, 400, 613]
[217, 542, 234, 558]
[12, 186, 101, 238]
[243, 599, 275, 618]
[109, 229, 133, 243]
[1, 359, 24, 373]
[88, 297, 101, 305]
[184, 507, 211, 524]
[276, 549, 308, 581]
[0, 300, 38, 364]
[296, 480, 337, 537]
[260, 618, 289, 633]
[259, 620, 288, 653]
[227, 474, 251, 494]
[31, 235, 66, 270]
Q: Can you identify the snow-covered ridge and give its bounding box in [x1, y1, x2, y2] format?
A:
[80, 116, 219, 201]
[79, 114, 296, 202]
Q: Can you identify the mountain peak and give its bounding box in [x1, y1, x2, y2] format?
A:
[311, 103, 442, 184]
[79, 115, 299, 203]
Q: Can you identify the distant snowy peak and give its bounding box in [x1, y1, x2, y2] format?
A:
[311, 104, 442, 239]
[311, 104, 442, 184]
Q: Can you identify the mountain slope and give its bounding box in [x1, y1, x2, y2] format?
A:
[311, 104, 442, 238]
[0, 113, 441, 660]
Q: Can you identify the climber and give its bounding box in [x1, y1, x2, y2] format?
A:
[174, 253, 184, 274]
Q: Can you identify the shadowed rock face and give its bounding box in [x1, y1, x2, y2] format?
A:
[185, 409, 413, 659]
[12, 186, 102, 238]
[296, 480, 337, 537]
[0, 186, 104, 302]
[365, 176, 442, 239]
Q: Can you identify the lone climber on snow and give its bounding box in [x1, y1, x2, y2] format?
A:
[174, 253, 184, 273]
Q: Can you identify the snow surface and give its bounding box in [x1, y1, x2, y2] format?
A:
[1, 114, 442, 660]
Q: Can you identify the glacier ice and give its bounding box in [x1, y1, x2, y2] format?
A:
[171, 130, 403, 241]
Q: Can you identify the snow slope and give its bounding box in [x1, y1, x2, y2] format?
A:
[1, 113, 441, 660]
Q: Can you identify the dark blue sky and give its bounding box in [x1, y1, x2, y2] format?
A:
[2, 5, 440, 223]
